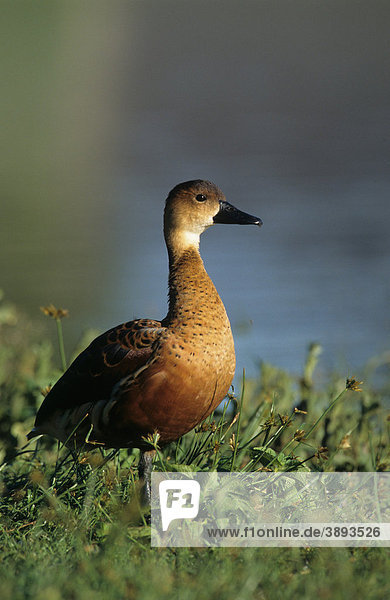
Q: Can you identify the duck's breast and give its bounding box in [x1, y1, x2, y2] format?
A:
[112, 327, 235, 444]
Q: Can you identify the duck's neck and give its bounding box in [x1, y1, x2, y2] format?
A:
[164, 244, 219, 326]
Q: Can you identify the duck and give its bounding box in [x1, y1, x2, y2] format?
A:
[27, 180, 262, 500]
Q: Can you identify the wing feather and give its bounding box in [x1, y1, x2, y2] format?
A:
[33, 318, 164, 429]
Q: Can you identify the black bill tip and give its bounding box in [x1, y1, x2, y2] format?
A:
[213, 201, 263, 227]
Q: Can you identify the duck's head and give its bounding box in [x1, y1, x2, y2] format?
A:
[164, 180, 262, 258]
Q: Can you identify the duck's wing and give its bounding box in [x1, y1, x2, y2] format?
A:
[30, 318, 165, 435]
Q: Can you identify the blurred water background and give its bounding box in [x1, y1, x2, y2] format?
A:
[1, 1, 389, 379]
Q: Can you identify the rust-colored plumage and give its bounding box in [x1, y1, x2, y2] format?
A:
[28, 180, 261, 493]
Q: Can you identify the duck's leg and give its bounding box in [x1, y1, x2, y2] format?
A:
[138, 449, 156, 506]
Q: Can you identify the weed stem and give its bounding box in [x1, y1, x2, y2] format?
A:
[56, 317, 67, 372]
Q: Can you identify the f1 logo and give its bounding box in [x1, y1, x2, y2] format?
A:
[159, 480, 200, 531]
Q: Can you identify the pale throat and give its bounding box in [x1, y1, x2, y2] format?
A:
[165, 227, 205, 262]
[179, 229, 201, 249]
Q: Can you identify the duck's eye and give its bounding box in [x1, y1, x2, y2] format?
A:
[196, 194, 207, 202]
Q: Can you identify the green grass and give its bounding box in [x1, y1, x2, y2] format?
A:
[0, 293, 389, 599]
